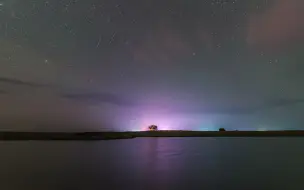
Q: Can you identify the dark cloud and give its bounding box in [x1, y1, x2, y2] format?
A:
[163, 98, 304, 115]
[223, 98, 304, 113]
[62, 92, 137, 107]
[0, 77, 51, 88]
[264, 98, 304, 108]
[176, 107, 258, 115]
[62, 92, 304, 114]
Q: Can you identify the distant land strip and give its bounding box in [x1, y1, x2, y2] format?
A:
[1, 131, 304, 141]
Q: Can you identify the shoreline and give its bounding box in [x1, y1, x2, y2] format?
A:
[1, 130, 304, 140]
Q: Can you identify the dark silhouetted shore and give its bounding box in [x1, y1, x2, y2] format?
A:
[1, 130, 304, 140]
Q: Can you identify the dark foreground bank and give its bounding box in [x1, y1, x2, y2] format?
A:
[1, 130, 304, 140]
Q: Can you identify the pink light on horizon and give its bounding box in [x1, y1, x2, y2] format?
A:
[126, 112, 219, 131]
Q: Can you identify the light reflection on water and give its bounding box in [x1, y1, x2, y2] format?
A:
[0, 138, 304, 190]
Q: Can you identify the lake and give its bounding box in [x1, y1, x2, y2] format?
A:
[1, 137, 304, 190]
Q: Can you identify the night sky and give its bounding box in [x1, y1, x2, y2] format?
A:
[0, 0, 304, 131]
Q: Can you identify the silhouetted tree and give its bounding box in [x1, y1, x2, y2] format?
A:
[219, 128, 226, 131]
[148, 125, 158, 131]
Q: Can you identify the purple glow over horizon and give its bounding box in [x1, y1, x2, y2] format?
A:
[123, 112, 221, 132]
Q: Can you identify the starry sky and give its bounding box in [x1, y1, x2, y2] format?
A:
[0, 0, 304, 131]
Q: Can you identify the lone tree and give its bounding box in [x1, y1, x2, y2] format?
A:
[148, 125, 158, 131]
[219, 128, 226, 132]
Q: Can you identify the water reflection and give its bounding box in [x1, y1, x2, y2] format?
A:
[140, 138, 185, 183]
[145, 138, 159, 170]
[0, 138, 304, 190]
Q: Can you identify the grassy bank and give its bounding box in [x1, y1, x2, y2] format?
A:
[1, 130, 304, 140]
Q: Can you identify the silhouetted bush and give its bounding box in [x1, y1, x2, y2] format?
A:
[219, 128, 226, 131]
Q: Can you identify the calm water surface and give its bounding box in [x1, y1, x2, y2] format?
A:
[1, 138, 304, 190]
